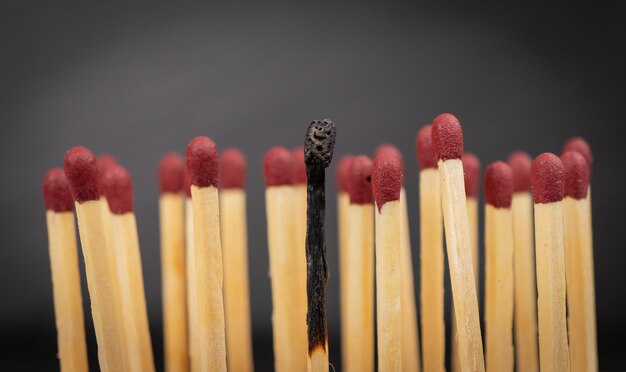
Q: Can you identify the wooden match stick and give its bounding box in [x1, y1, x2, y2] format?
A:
[183, 172, 201, 372]
[304, 119, 336, 372]
[507, 151, 539, 372]
[64, 146, 126, 371]
[343, 155, 375, 372]
[431, 113, 485, 372]
[561, 150, 597, 371]
[186, 136, 227, 372]
[158, 153, 189, 372]
[102, 165, 155, 372]
[530, 153, 570, 371]
[220, 148, 254, 372]
[372, 149, 402, 372]
[416, 125, 445, 372]
[43, 169, 89, 372]
[483, 162, 514, 372]
[263, 147, 307, 372]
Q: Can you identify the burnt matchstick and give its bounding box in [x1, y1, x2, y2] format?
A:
[416, 124, 445, 372]
[530, 153, 570, 371]
[263, 147, 308, 372]
[220, 148, 254, 372]
[157, 153, 189, 372]
[372, 148, 403, 372]
[43, 169, 89, 372]
[507, 151, 539, 372]
[343, 155, 375, 372]
[483, 162, 514, 372]
[102, 164, 155, 372]
[561, 151, 597, 371]
[64, 146, 126, 371]
[186, 136, 227, 372]
[304, 119, 336, 372]
[431, 113, 485, 372]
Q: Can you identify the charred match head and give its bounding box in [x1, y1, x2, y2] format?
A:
[158, 152, 185, 194]
[291, 147, 307, 185]
[432, 113, 464, 161]
[263, 147, 294, 187]
[304, 119, 336, 169]
[507, 151, 532, 193]
[348, 155, 373, 205]
[43, 168, 74, 212]
[186, 136, 219, 188]
[561, 151, 590, 200]
[64, 146, 101, 203]
[563, 137, 592, 177]
[372, 150, 403, 212]
[484, 161, 513, 209]
[416, 124, 437, 170]
[221, 148, 247, 189]
[531, 153, 564, 204]
[335, 155, 353, 193]
[462, 153, 481, 198]
[102, 164, 134, 214]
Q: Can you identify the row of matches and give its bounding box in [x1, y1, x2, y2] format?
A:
[41, 114, 595, 372]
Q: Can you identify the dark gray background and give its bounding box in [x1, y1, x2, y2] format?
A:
[1, 1, 625, 370]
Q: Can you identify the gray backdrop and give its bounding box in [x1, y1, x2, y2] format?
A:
[1, 2, 625, 370]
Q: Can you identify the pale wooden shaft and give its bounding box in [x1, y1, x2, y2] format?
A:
[185, 198, 201, 372]
[337, 192, 350, 370]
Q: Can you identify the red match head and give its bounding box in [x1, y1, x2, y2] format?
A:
[64, 146, 101, 203]
[263, 147, 294, 187]
[372, 150, 403, 212]
[43, 168, 74, 212]
[221, 148, 246, 189]
[462, 153, 481, 198]
[432, 113, 463, 161]
[484, 161, 513, 208]
[96, 154, 117, 175]
[158, 152, 185, 194]
[291, 147, 307, 185]
[416, 125, 437, 170]
[563, 137, 593, 177]
[507, 151, 532, 193]
[530, 153, 564, 204]
[186, 136, 219, 188]
[335, 155, 353, 193]
[101, 164, 133, 214]
[561, 151, 589, 200]
[183, 171, 191, 198]
[376, 144, 405, 169]
[348, 155, 373, 205]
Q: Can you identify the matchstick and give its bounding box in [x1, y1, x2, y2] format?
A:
[183, 172, 201, 372]
[304, 119, 336, 372]
[431, 113, 485, 372]
[561, 150, 597, 371]
[263, 147, 308, 372]
[416, 125, 445, 372]
[102, 164, 155, 372]
[530, 153, 570, 371]
[43, 169, 89, 372]
[483, 162, 514, 372]
[372, 149, 402, 372]
[158, 153, 189, 372]
[220, 148, 254, 372]
[507, 151, 539, 372]
[64, 146, 126, 371]
[186, 136, 227, 372]
[343, 155, 375, 372]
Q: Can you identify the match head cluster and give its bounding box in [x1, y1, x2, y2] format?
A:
[563, 137, 593, 176]
[348, 156, 373, 205]
[158, 153, 185, 194]
[304, 119, 336, 168]
[221, 148, 247, 189]
[561, 151, 590, 200]
[507, 151, 532, 193]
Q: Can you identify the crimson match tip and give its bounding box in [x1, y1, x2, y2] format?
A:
[348, 155, 373, 205]
[158, 152, 185, 194]
[335, 155, 353, 192]
[186, 136, 219, 188]
[484, 161, 513, 208]
[507, 151, 532, 193]
[102, 164, 133, 214]
[220, 148, 246, 189]
[561, 151, 589, 200]
[263, 147, 294, 187]
[563, 137, 593, 177]
[64, 146, 101, 203]
[372, 150, 403, 212]
[531, 153, 564, 204]
[462, 153, 481, 198]
[182, 171, 191, 198]
[416, 125, 437, 170]
[375, 143, 405, 169]
[96, 154, 117, 175]
[291, 147, 307, 185]
[432, 113, 464, 161]
[43, 168, 74, 212]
